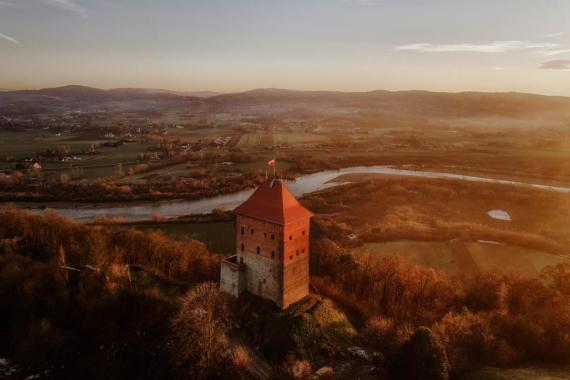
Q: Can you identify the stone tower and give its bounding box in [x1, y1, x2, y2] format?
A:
[220, 179, 313, 309]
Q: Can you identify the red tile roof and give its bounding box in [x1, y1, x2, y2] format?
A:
[235, 179, 313, 224]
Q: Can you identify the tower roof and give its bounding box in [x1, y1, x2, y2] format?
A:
[235, 179, 313, 224]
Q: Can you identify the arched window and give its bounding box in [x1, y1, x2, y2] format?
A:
[271, 234, 275, 240]
[296, 250, 299, 256]
[302, 230, 306, 235]
[289, 235, 292, 240]
[256, 246, 260, 254]
[241, 243, 244, 252]
[250, 229, 254, 234]
[241, 226, 244, 235]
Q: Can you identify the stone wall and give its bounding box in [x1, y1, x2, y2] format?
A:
[242, 251, 282, 305]
[237, 215, 283, 305]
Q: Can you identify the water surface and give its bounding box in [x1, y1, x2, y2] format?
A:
[14, 166, 570, 222]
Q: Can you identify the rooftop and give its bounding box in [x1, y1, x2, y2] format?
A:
[235, 179, 313, 224]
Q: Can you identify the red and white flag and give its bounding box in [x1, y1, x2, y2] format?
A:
[268, 159, 276, 167]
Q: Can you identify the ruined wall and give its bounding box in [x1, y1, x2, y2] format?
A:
[220, 259, 246, 298]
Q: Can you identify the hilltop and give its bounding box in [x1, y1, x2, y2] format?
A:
[2, 85, 570, 120]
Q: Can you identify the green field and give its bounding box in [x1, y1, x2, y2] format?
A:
[237, 132, 329, 148]
[352, 240, 568, 276]
[113, 221, 236, 253]
[0, 131, 154, 179]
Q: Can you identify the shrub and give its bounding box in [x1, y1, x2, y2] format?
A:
[169, 283, 233, 379]
[392, 327, 449, 380]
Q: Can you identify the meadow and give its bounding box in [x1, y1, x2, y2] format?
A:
[112, 221, 236, 253]
[302, 174, 570, 278]
[352, 241, 567, 277]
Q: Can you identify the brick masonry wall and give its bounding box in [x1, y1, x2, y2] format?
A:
[283, 219, 310, 308]
[237, 215, 283, 305]
[236, 214, 311, 309]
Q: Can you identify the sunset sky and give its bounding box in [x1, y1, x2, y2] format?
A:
[1, 0, 569, 95]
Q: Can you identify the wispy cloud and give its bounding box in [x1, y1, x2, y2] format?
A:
[538, 48, 570, 56]
[539, 60, 570, 70]
[545, 32, 564, 38]
[41, 0, 88, 17]
[0, 32, 21, 45]
[396, 40, 570, 56]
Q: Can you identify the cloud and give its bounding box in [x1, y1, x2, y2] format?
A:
[0, 32, 21, 45]
[41, 0, 88, 17]
[396, 40, 570, 56]
[539, 60, 570, 70]
[538, 48, 570, 56]
[545, 32, 564, 38]
[489, 67, 505, 71]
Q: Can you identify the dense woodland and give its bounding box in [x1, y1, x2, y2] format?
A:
[1, 206, 569, 379]
[310, 236, 570, 377]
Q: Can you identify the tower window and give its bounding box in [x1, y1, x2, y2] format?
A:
[256, 246, 260, 254]
[250, 229, 254, 234]
[241, 243, 244, 252]
[264, 232, 267, 238]
[271, 251, 275, 259]
[241, 226, 244, 235]
[302, 230, 306, 235]
[302, 249, 305, 253]
[289, 235, 292, 240]
[289, 255, 293, 260]
[271, 234, 275, 240]
[296, 250, 299, 256]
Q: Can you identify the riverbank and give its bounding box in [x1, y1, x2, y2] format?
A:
[7, 165, 570, 223]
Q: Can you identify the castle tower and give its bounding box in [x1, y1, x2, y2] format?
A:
[220, 179, 313, 309]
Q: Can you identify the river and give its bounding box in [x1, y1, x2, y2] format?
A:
[14, 166, 570, 223]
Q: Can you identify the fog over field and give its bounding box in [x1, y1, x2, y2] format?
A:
[1, 0, 570, 379]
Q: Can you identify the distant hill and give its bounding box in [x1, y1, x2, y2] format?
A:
[207, 88, 570, 118]
[7, 85, 201, 101]
[108, 88, 221, 98]
[1, 85, 215, 101]
[2, 85, 570, 119]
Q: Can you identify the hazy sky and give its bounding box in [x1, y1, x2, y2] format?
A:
[1, 0, 570, 94]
